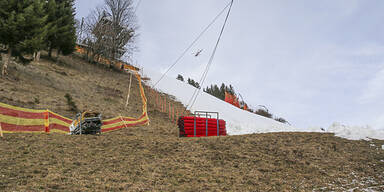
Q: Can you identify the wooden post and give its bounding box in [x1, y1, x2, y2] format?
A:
[163, 97, 165, 113]
[156, 93, 159, 111]
[161, 97, 164, 112]
[0, 122, 3, 137]
[125, 72, 133, 108]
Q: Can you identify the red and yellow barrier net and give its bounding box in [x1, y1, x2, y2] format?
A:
[0, 72, 149, 134]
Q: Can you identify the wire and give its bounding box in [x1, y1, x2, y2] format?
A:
[152, 1, 232, 88]
[187, 0, 234, 111]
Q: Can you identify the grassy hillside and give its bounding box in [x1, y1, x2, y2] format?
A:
[0, 53, 144, 119]
[0, 54, 383, 191]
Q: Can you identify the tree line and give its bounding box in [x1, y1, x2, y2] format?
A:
[0, 0, 138, 76]
[0, 0, 77, 76]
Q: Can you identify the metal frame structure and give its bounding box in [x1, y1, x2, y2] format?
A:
[193, 111, 220, 137]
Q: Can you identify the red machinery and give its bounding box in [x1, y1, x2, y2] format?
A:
[178, 111, 226, 137]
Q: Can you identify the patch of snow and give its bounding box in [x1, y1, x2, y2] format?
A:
[327, 123, 384, 140]
[144, 69, 384, 140]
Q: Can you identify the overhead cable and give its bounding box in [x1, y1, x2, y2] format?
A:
[152, 1, 233, 88]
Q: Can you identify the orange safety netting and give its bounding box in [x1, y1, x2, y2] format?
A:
[75, 45, 139, 72]
[0, 72, 149, 134]
[225, 92, 240, 108]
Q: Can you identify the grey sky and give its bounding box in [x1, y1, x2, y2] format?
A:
[75, 0, 384, 130]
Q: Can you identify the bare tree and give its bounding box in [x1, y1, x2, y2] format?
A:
[84, 0, 137, 64]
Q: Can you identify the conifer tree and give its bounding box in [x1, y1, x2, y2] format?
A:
[46, 0, 76, 57]
[0, 0, 47, 76]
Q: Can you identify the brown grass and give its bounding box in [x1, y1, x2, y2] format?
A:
[0, 54, 383, 191]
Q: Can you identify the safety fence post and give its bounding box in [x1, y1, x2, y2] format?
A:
[156, 93, 159, 110]
[160, 95, 163, 112]
[163, 96, 165, 113]
[172, 105, 175, 122]
[217, 118, 219, 136]
[44, 110, 50, 133]
[0, 122, 3, 137]
[194, 116, 196, 137]
[206, 117, 208, 137]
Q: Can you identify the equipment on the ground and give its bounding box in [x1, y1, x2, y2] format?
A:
[69, 111, 102, 135]
[178, 111, 226, 137]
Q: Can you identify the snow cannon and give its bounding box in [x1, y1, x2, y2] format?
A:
[178, 111, 226, 137]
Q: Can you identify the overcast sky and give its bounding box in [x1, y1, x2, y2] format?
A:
[75, 0, 384, 130]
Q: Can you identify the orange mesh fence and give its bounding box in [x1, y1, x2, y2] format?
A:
[0, 71, 149, 134]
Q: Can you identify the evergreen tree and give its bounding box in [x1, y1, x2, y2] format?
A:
[204, 82, 236, 101]
[187, 78, 200, 89]
[0, 0, 47, 76]
[176, 74, 184, 82]
[46, 0, 76, 57]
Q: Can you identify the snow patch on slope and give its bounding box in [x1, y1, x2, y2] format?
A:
[327, 123, 384, 140]
[144, 69, 384, 140]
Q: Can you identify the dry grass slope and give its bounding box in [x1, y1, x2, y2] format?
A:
[0, 54, 383, 191]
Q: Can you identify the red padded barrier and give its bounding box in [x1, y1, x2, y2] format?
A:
[178, 116, 227, 137]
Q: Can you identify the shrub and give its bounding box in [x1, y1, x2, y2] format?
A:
[274, 117, 289, 124]
[176, 74, 184, 82]
[187, 78, 200, 89]
[255, 109, 273, 118]
[64, 93, 78, 112]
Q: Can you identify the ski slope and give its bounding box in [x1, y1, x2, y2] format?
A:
[144, 69, 384, 141]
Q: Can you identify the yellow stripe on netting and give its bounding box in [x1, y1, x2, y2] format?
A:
[101, 117, 148, 129]
[103, 116, 136, 123]
[0, 114, 44, 126]
[49, 118, 71, 127]
[0, 102, 45, 113]
[48, 110, 72, 122]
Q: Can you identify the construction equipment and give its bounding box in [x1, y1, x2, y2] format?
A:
[69, 111, 102, 135]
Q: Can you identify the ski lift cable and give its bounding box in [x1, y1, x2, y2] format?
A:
[187, 0, 234, 109]
[187, 0, 234, 111]
[152, 1, 232, 88]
